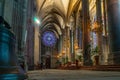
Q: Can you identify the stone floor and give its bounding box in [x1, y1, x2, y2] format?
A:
[27, 69, 120, 80]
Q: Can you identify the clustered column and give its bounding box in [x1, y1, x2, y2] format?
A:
[107, 0, 120, 64]
[82, 0, 92, 66]
[96, 0, 103, 64]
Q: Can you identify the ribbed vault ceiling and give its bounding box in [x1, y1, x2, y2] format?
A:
[36, 0, 81, 38]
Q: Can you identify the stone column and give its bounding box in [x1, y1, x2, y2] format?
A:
[70, 28, 75, 62]
[59, 35, 63, 63]
[63, 28, 67, 64]
[66, 27, 71, 62]
[82, 0, 92, 66]
[61, 28, 67, 64]
[102, 0, 109, 65]
[0, 0, 5, 16]
[39, 33, 41, 64]
[59, 35, 62, 54]
[107, 0, 120, 64]
[96, 0, 103, 64]
[74, 14, 79, 60]
[0, 17, 27, 79]
[34, 25, 40, 65]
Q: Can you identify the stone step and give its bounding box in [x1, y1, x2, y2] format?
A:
[80, 65, 120, 71]
[59, 65, 120, 71]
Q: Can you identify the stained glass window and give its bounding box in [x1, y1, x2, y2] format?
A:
[42, 31, 57, 47]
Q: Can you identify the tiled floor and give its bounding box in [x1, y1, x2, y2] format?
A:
[28, 69, 120, 80]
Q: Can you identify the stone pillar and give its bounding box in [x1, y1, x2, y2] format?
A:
[100, 0, 109, 65]
[107, 0, 120, 64]
[96, 0, 103, 64]
[61, 28, 67, 64]
[66, 27, 71, 62]
[103, 0, 108, 36]
[82, 0, 92, 66]
[39, 33, 41, 64]
[34, 25, 40, 65]
[74, 15, 79, 60]
[59, 35, 62, 54]
[0, 0, 5, 16]
[59, 35, 63, 63]
[70, 29, 75, 62]
[0, 17, 27, 80]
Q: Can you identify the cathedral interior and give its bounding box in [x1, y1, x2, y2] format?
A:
[0, 0, 120, 80]
[36, 0, 120, 68]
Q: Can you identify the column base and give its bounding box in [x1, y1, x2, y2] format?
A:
[0, 74, 27, 80]
[83, 59, 93, 66]
[99, 54, 108, 65]
[0, 66, 28, 80]
[108, 52, 120, 65]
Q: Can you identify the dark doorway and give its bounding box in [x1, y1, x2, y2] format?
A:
[45, 55, 51, 69]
